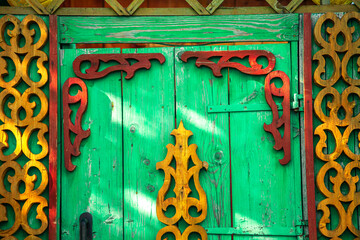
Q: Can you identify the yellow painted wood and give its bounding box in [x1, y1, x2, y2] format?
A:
[25, 0, 49, 14]
[206, 0, 224, 14]
[7, 0, 52, 7]
[265, 0, 304, 13]
[45, 0, 65, 14]
[105, 0, 130, 16]
[0, 14, 49, 239]
[313, 12, 360, 239]
[126, 0, 145, 15]
[355, 0, 360, 8]
[185, 0, 209, 15]
[156, 121, 209, 240]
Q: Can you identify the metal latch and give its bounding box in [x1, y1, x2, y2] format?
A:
[291, 93, 304, 112]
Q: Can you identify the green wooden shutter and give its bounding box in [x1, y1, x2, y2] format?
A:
[60, 43, 303, 240]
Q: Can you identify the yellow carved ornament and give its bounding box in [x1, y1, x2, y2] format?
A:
[313, 12, 360, 239]
[156, 121, 208, 240]
[0, 15, 49, 239]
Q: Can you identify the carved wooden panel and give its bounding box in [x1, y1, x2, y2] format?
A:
[62, 78, 90, 172]
[0, 15, 49, 239]
[181, 50, 291, 165]
[313, 12, 360, 239]
[156, 121, 208, 240]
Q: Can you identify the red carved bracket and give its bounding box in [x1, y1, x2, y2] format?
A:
[180, 50, 276, 77]
[73, 53, 166, 80]
[263, 71, 291, 165]
[64, 53, 165, 171]
[63, 77, 90, 172]
[180, 50, 291, 165]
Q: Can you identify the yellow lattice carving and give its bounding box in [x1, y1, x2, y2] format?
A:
[314, 12, 360, 239]
[156, 121, 208, 240]
[0, 15, 48, 239]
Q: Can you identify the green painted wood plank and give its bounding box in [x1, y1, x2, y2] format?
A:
[228, 43, 301, 240]
[290, 40, 304, 236]
[175, 45, 231, 240]
[122, 47, 175, 240]
[60, 48, 123, 240]
[58, 14, 299, 44]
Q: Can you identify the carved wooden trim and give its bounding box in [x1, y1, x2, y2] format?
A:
[73, 53, 165, 80]
[180, 50, 276, 77]
[0, 14, 49, 238]
[62, 78, 90, 172]
[313, 12, 360, 239]
[156, 121, 209, 240]
[263, 70, 291, 165]
[181, 50, 291, 165]
[64, 53, 165, 171]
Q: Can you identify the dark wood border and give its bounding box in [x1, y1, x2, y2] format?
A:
[304, 12, 317, 240]
[49, 14, 58, 240]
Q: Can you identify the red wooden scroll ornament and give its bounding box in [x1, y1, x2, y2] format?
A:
[64, 53, 165, 171]
[73, 53, 166, 80]
[181, 50, 291, 165]
[263, 71, 291, 165]
[63, 77, 90, 172]
[180, 50, 276, 77]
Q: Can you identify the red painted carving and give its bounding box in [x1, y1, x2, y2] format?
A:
[63, 77, 90, 172]
[180, 50, 276, 77]
[181, 50, 290, 165]
[263, 70, 291, 165]
[73, 53, 166, 80]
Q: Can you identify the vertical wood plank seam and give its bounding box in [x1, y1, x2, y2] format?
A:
[303, 12, 317, 240]
[49, 15, 58, 240]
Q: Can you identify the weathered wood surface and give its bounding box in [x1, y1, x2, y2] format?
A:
[175, 45, 231, 240]
[60, 48, 123, 240]
[59, 14, 299, 44]
[303, 12, 317, 240]
[1, 5, 359, 15]
[227, 43, 302, 239]
[49, 14, 58, 240]
[156, 121, 209, 240]
[122, 47, 175, 240]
